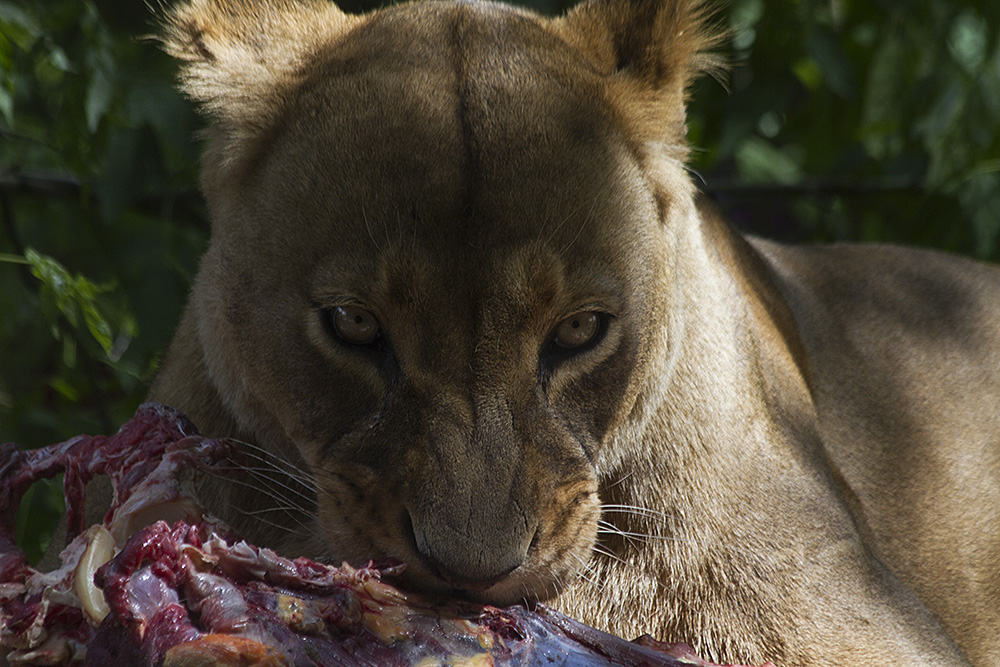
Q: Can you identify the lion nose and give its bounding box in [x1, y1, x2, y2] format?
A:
[406, 509, 534, 592]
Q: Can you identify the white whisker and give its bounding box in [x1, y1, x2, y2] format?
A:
[567, 552, 606, 595]
[210, 466, 317, 510]
[599, 503, 676, 521]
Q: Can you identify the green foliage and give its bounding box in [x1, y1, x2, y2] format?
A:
[2, 248, 137, 364]
[0, 0, 204, 440]
[688, 0, 1000, 256]
[14, 476, 63, 564]
[1, 0, 997, 559]
[1, 0, 205, 554]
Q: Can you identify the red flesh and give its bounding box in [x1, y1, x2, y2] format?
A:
[1, 404, 772, 667]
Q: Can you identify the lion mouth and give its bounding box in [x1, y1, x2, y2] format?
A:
[427, 558, 520, 592]
[388, 526, 520, 601]
[391, 549, 568, 609]
[318, 466, 596, 609]
[391, 507, 558, 604]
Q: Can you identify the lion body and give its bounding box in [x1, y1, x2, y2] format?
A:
[152, 0, 1000, 664]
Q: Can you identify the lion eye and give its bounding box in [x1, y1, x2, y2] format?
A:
[328, 305, 380, 345]
[554, 312, 601, 349]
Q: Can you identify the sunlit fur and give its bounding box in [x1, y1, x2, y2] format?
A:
[153, 0, 1000, 665]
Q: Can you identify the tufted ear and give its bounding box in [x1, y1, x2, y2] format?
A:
[161, 0, 362, 160]
[552, 0, 724, 156]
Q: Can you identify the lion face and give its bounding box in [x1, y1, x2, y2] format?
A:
[163, 0, 711, 603]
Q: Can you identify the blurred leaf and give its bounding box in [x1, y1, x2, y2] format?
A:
[860, 31, 906, 160]
[50, 376, 80, 401]
[948, 10, 988, 74]
[14, 476, 64, 565]
[0, 83, 11, 125]
[961, 172, 1000, 259]
[14, 248, 137, 361]
[85, 66, 113, 133]
[82, 2, 117, 134]
[736, 137, 804, 184]
[729, 0, 764, 52]
[792, 57, 823, 91]
[0, 2, 42, 51]
[807, 30, 857, 99]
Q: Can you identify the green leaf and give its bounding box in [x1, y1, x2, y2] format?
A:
[20, 248, 136, 360]
[85, 66, 112, 133]
[0, 2, 42, 52]
[861, 33, 907, 160]
[807, 30, 857, 100]
[0, 81, 12, 125]
[792, 57, 823, 91]
[735, 137, 804, 184]
[0, 252, 29, 264]
[948, 10, 988, 75]
[14, 476, 65, 565]
[729, 0, 764, 51]
[49, 376, 80, 401]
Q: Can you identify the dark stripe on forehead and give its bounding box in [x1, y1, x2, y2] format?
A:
[448, 6, 482, 227]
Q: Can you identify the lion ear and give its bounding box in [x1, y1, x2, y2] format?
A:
[552, 0, 724, 151]
[161, 0, 361, 144]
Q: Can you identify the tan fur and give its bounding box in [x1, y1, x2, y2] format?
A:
[151, 0, 1000, 664]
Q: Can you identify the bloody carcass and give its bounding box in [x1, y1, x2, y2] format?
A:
[0, 404, 771, 667]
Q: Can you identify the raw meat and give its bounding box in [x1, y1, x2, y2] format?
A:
[0, 404, 772, 666]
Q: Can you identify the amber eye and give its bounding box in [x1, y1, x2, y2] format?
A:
[328, 305, 380, 345]
[554, 311, 601, 349]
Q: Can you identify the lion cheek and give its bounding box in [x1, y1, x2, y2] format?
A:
[313, 466, 407, 567]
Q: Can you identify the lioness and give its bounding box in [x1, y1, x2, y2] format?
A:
[150, 0, 1000, 664]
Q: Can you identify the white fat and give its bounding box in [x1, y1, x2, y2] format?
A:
[73, 525, 114, 625]
[109, 482, 204, 545]
[26, 533, 90, 596]
[0, 582, 28, 601]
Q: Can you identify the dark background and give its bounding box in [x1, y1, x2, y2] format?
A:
[2, 0, 999, 559]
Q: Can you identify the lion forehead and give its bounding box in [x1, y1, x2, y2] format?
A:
[248, 1, 628, 244]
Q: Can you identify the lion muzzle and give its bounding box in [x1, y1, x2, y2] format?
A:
[404, 399, 539, 592]
[408, 502, 536, 591]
